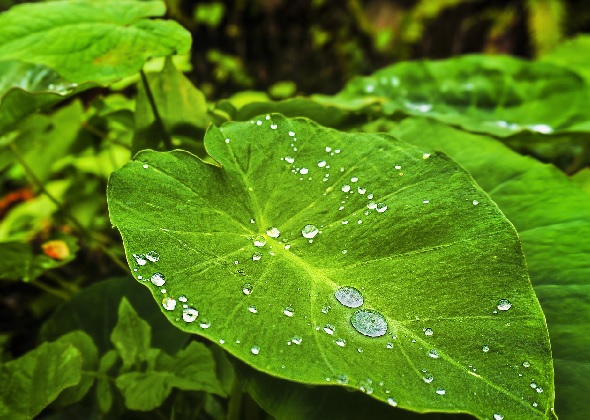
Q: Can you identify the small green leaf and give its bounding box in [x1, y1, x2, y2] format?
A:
[0, 0, 191, 84]
[317, 55, 590, 136]
[116, 341, 224, 411]
[0, 241, 32, 281]
[41, 277, 189, 354]
[0, 341, 81, 419]
[95, 349, 119, 414]
[54, 331, 98, 406]
[108, 114, 553, 418]
[110, 297, 151, 369]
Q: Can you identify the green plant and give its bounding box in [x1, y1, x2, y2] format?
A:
[0, 1, 588, 419]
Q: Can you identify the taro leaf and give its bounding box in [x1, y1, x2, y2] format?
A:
[108, 114, 553, 418]
[0, 61, 91, 135]
[315, 55, 590, 136]
[541, 35, 590, 84]
[0, 341, 81, 419]
[96, 350, 118, 414]
[54, 331, 98, 406]
[40, 277, 189, 355]
[111, 297, 151, 369]
[115, 341, 225, 411]
[0, 0, 191, 84]
[133, 57, 210, 153]
[385, 117, 589, 420]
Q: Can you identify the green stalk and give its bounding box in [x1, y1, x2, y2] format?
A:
[226, 379, 244, 420]
[140, 69, 173, 150]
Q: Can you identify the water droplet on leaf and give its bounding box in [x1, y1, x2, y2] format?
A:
[334, 286, 364, 308]
[351, 309, 388, 337]
[162, 297, 176, 311]
[182, 307, 198, 322]
[301, 224, 319, 239]
[150, 273, 166, 287]
[497, 299, 512, 311]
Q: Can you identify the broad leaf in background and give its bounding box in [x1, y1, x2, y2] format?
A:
[316, 55, 590, 136]
[108, 114, 554, 418]
[41, 277, 189, 355]
[133, 57, 210, 153]
[0, 0, 191, 84]
[111, 298, 151, 369]
[0, 341, 81, 419]
[541, 35, 590, 84]
[115, 341, 225, 411]
[0, 61, 90, 135]
[383, 117, 589, 420]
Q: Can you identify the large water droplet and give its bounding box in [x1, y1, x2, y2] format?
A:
[428, 349, 440, 359]
[251, 345, 260, 355]
[162, 297, 176, 311]
[242, 283, 253, 295]
[301, 224, 319, 239]
[283, 306, 294, 317]
[253, 236, 266, 247]
[351, 309, 388, 337]
[266, 227, 280, 238]
[182, 307, 198, 322]
[334, 286, 364, 308]
[497, 299, 512, 311]
[145, 251, 160, 262]
[150, 273, 166, 287]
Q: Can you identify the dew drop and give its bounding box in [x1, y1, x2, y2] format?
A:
[351, 309, 388, 337]
[423, 328, 434, 336]
[242, 283, 253, 295]
[423, 200, 430, 204]
[248, 305, 258, 314]
[342, 220, 349, 225]
[142, 164, 149, 169]
[283, 306, 294, 317]
[162, 297, 176, 311]
[423, 153, 431, 159]
[133, 254, 147, 266]
[301, 224, 319, 239]
[291, 335, 302, 345]
[473, 200, 479, 206]
[285, 156, 295, 164]
[225, 138, 230, 144]
[253, 235, 266, 247]
[335, 374, 348, 384]
[493, 414, 503, 420]
[428, 349, 440, 359]
[423, 373, 434, 383]
[387, 398, 398, 407]
[288, 131, 295, 137]
[318, 160, 327, 168]
[341, 185, 351, 193]
[350, 177, 358, 183]
[150, 273, 166, 287]
[357, 187, 366, 194]
[251, 345, 260, 355]
[536, 387, 544, 393]
[178, 295, 187, 303]
[270, 124, 277, 129]
[325, 147, 332, 152]
[530, 382, 537, 389]
[335, 338, 346, 347]
[284, 244, 291, 250]
[323, 324, 336, 335]
[395, 165, 401, 170]
[182, 307, 198, 322]
[321, 305, 331, 314]
[376, 203, 388, 213]
[300, 167, 309, 175]
[266, 227, 280, 238]
[334, 286, 364, 308]
[252, 252, 262, 261]
[522, 361, 531, 368]
[532, 402, 538, 408]
[367, 201, 377, 210]
[497, 299, 512, 311]
[199, 319, 211, 329]
[436, 388, 446, 395]
[482, 345, 490, 353]
[256, 120, 262, 126]
[386, 342, 394, 349]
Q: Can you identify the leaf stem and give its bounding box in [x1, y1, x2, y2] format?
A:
[140, 69, 173, 150]
[226, 379, 243, 420]
[30, 279, 71, 300]
[9, 143, 129, 273]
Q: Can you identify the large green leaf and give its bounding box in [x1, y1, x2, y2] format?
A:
[315, 55, 590, 137]
[382, 117, 589, 420]
[0, 0, 191, 84]
[0, 341, 81, 419]
[108, 114, 553, 418]
[541, 35, 590, 84]
[0, 61, 91, 135]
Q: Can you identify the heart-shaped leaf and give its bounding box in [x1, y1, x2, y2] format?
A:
[107, 114, 554, 418]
